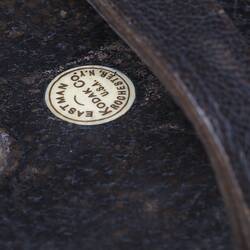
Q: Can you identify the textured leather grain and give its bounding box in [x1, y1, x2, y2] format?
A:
[87, 0, 250, 248]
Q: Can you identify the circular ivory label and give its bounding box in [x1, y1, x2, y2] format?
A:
[45, 65, 135, 125]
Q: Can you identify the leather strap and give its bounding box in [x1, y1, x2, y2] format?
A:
[87, 0, 250, 248]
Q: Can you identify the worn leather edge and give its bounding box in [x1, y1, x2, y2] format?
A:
[86, 1, 250, 249]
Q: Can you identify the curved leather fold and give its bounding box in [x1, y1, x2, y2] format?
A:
[87, 0, 250, 248]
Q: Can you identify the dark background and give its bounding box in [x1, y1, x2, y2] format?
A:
[0, 1, 249, 249]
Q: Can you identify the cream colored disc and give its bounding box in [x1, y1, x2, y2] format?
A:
[45, 65, 136, 125]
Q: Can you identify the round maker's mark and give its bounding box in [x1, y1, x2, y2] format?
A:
[45, 66, 136, 125]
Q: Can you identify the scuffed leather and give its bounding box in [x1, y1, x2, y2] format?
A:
[88, 0, 250, 248]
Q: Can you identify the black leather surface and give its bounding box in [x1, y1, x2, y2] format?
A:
[0, 1, 231, 249]
[218, 0, 250, 46]
[87, 0, 250, 248]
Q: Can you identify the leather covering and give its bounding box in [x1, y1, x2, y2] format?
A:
[87, 0, 250, 248]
